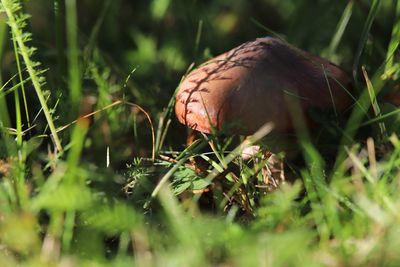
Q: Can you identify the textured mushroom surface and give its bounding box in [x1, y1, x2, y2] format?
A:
[175, 37, 353, 135]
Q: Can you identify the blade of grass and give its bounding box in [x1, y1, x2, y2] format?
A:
[194, 19, 203, 58]
[66, 118, 89, 183]
[362, 66, 387, 139]
[0, 12, 11, 130]
[361, 108, 400, 127]
[330, 75, 370, 118]
[0, 75, 31, 99]
[155, 74, 187, 153]
[11, 30, 25, 146]
[42, 211, 63, 260]
[84, 0, 112, 59]
[346, 147, 376, 184]
[54, 0, 65, 82]
[352, 0, 381, 82]
[384, 0, 400, 72]
[327, 0, 354, 59]
[62, 211, 76, 253]
[65, 0, 81, 118]
[250, 17, 286, 41]
[13, 33, 31, 128]
[300, 170, 330, 241]
[13, 81, 22, 147]
[322, 64, 338, 119]
[157, 184, 202, 259]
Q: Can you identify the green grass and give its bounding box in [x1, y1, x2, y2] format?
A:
[0, 0, 399, 266]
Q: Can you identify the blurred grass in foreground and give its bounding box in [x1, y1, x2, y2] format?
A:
[0, 0, 400, 266]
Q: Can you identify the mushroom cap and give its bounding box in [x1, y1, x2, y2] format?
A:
[175, 37, 353, 135]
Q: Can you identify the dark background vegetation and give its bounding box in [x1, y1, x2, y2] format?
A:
[1, 1, 396, 161]
[1, 0, 400, 266]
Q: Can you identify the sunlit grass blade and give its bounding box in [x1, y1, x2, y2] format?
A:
[384, 0, 400, 72]
[362, 66, 387, 138]
[62, 211, 75, 253]
[12, 82, 22, 146]
[11, 32, 30, 130]
[11, 31, 24, 146]
[346, 147, 376, 184]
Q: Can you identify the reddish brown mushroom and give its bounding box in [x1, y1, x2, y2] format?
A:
[175, 37, 353, 144]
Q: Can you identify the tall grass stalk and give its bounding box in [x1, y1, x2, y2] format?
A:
[65, 0, 82, 118]
[384, 0, 400, 72]
[1, 0, 63, 151]
[11, 31, 24, 146]
[12, 83, 22, 146]
[62, 210, 76, 253]
[12, 30, 30, 129]
[0, 13, 11, 130]
[54, 0, 65, 82]
[66, 119, 89, 183]
[352, 0, 381, 82]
